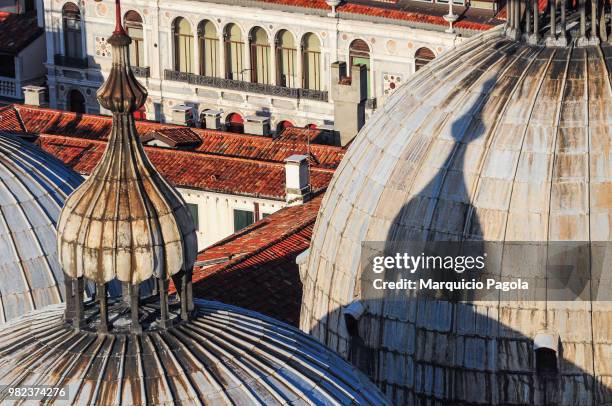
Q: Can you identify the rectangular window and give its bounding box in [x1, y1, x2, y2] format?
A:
[233, 209, 254, 232]
[0, 55, 15, 78]
[127, 26, 144, 67]
[304, 50, 321, 90]
[227, 41, 244, 80]
[65, 29, 83, 59]
[279, 47, 296, 87]
[251, 44, 270, 84]
[187, 203, 199, 231]
[201, 37, 218, 77]
[176, 34, 194, 73]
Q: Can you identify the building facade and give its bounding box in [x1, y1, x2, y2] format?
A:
[42, 0, 501, 135]
[0, 10, 45, 101]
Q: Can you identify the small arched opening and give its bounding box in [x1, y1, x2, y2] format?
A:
[226, 113, 244, 133]
[415, 47, 435, 72]
[349, 39, 371, 98]
[68, 89, 86, 113]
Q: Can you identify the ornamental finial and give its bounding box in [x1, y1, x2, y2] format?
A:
[57, 0, 198, 334]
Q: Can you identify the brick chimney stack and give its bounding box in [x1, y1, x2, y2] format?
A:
[330, 61, 367, 146]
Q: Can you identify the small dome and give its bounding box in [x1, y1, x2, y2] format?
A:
[0, 133, 82, 323]
[300, 26, 612, 404]
[0, 299, 389, 405]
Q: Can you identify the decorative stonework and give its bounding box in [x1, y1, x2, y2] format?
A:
[385, 39, 396, 54]
[382, 72, 402, 96]
[95, 2, 107, 16]
[95, 36, 112, 57]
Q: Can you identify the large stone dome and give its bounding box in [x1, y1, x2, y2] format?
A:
[0, 132, 82, 323]
[300, 24, 612, 405]
[0, 299, 389, 405]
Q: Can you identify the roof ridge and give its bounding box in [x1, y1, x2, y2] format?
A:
[38, 133, 336, 173]
[196, 217, 315, 277]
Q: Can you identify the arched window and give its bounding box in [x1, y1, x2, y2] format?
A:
[276, 30, 296, 88]
[68, 89, 85, 113]
[250, 27, 271, 84]
[226, 113, 244, 133]
[224, 24, 245, 80]
[415, 47, 435, 71]
[125, 11, 144, 67]
[62, 3, 82, 59]
[198, 20, 218, 77]
[349, 39, 371, 98]
[173, 17, 194, 73]
[302, 33, 321, 91]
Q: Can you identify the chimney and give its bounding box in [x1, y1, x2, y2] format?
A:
[201, 109, 223, 130]
[285, 154, 311, 206]
[330, 61, 367, 147]
[244, 115, 271, 136]
[170, 104, 194, 126]
[22, 85, 47, 107]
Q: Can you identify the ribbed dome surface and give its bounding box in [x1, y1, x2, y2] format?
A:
[0, 133, 82, 323]
[300, 27, 612, 405]
[0, 300, 388, 406]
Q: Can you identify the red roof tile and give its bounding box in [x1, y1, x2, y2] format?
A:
[14, 105, 168, 140]
[277, 126, 331, 144]
[192, 128, 344, 170]
[0, 12, 42, 54]
[36, 134, 335, 200]
[144, 127, 202, 147]
[184, 194, 322, 325]
[252, 0, 501, 31]
[0, 106, 24, 132]
[8, 105, 344, 170]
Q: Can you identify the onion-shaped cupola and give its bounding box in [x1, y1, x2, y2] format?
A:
[57, 0, 197, 333]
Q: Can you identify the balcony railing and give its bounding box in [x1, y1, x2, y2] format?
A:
[164, 70, 328, 102]
[0, 77, 16, 98]
[54, 54, 88, 69]
[131, 66, 150, 78]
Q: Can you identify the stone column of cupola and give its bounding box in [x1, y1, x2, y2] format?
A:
[57, 0, 198, 334]
[512, 0, 609, 46]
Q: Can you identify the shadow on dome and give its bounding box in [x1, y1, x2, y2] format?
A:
[308, 70, 612, 404]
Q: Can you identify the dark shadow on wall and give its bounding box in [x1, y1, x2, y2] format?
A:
[309, 69, 612, 404]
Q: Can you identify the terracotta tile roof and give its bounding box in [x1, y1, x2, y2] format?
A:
[14, 105, 168, 140]
[192, 127, 344, 170]
[277, 126, 333, 144]
[36, 134, 335, 200]
[0, 11, 43, 55]
[143, 127, 202, 147]
[0, 106, 24, 131]
[7, 105, 344, 169]
[253, 0, 502, 31]
[184, 193, 323, 325]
